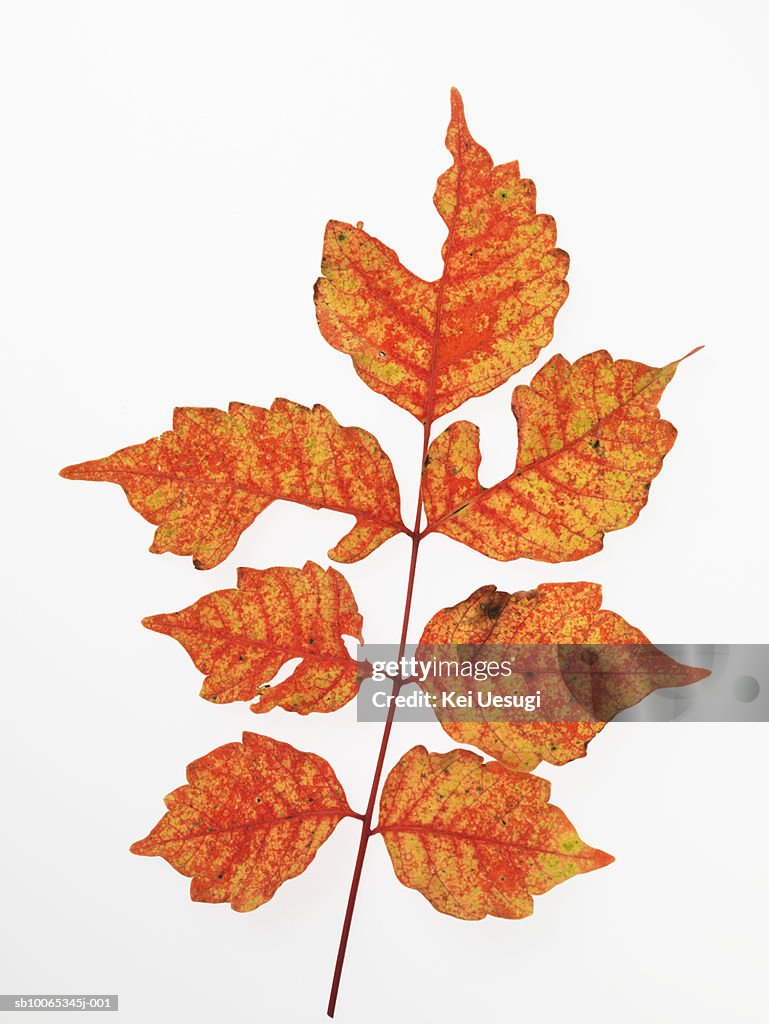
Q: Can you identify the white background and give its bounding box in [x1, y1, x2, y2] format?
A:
[2, 2, 767, 1022]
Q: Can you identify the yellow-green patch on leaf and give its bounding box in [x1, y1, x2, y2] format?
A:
[377, 746, 612, 920]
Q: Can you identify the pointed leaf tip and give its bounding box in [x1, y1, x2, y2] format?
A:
[679, 344, 704, 362]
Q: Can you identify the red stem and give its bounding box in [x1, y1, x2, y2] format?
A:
[326, 423, 430, 1018]
[327, 110, 460, 1016]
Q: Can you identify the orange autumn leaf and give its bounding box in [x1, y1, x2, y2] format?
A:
[61, 399, 405, 569]
[130, 732, 355, 912]
[423, 348, 699, 561]
[314, 89, 569, 421]
[376, 746, 612, 920]
[143, 561, 363, 713]
[59, 89, 707, 1017]
[418, 582, 708, 771]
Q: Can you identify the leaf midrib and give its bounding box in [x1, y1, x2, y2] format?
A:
[423, 357, 682, 532]
[140, 808, 353, 849]
[70, 464, 405, 534]
[376, 822, 599, 861]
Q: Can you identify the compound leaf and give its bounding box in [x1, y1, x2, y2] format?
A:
[376, 745, 612, 920]
[143, 561, 363, 713]
[314, 88, 569, 421]
[423, 348, 699, 561]
[61, 399, 405, 569]
[130, 732, 355, 912]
